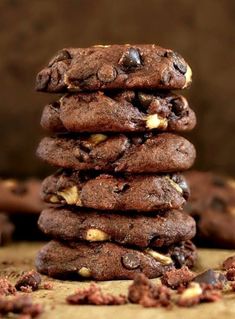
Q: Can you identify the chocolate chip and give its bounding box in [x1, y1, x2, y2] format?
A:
[171, 251, 185, 268]
[172, 174, 190, 200]
[210, 197, 226, 211]
[120, 48, 142, 69]
[48, 50, 71, 67]
[122, 253, 140, 270]
[51, 101, 61, 110]
[171, 98, 184, 117]
[194, 269, 226, 287]
[137, 92, 153, 107]
[165, 51, 187, 74]
[97, 64, 117, 83]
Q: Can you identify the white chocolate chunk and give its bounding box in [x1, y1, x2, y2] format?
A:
[78, 267, 91, 278]
[86, 229, 110, 241]
[145, 114, 168, 130]
[165, 176, 183, 194]
[145, 249, 173, 265]
[183, 64, 192, 88]
[180, 282, 202, 300]
[57, 186, 81, 206]
[88, 134, 108, 145]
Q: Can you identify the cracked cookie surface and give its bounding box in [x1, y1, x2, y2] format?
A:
[41, 170, 189, 211]
[37, 133, 196, 173]
[35, 240, 197, 280]
[40, 91, 196, 133]
[35, 44, 192, 92]
[38, 207, 196, 248]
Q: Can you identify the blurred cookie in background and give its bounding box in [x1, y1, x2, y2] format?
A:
[0, 178, 45, 241]
[185, 171, 235, 248]
[0, 213, 14, 246]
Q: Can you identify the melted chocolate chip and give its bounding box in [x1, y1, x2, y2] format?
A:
[48, 50, 71, 67]
[137, 92, 153, 107]
[172, 174, 190, 200]
[165, 51, 187, 74]
[122, 253, 140, 270]
[171, 251, 186, 268]
[171, 98, 184, 117]
[51, 101, 61, 110]
[120, 48, 142, 69]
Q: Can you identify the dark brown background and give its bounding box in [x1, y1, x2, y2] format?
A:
[1, 0, 234, 178]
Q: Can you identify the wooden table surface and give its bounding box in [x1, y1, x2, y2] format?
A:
[1, 242, 235, 319]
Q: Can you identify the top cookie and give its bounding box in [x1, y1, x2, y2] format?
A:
[35, 45, 192, 92]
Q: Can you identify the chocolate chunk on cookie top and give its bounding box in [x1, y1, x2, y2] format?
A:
[41, 91, 196, 133]
[37, 133, 196, 173]
[41, 170, 189, 212]
[38, 207, 196, 248]
[35, 45, 192, 92]
[35, 240, 197, 280]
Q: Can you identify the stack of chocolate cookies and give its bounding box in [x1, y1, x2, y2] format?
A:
[35, 45, 197, 280]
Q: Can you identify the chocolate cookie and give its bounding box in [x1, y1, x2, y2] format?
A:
[35, 240, 197, 280]
[185, 171, 235, 248]
[37, 133, 196, 173]
[41, 170, 189, 212]
[35, 45, 192, 92]
[38, 207, 196, 248]
[0, 213, 14, 246]
[0, 179, 44, 214]
[41, 91, 196, 133]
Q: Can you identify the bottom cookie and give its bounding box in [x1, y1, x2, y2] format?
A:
[35, 240, 197, 281]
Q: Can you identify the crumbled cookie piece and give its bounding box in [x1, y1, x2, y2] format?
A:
[226, 268, 235, 281]
[177, 282, 221, 307]
[20, 286, 33, 293]
[0, 278, 16, 296]
[161, 266, 195, 289]
[128, 273, 171, 307]
[15, 271, 41, 292]
[222, 256, 235, 270]
[66, 283, 127, 305]
[42, 282, 53, 290]
[0, 295, 43, 318]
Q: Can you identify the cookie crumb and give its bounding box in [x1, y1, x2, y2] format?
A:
[67, 283, 127, 305]
[42, 282, 53, 290]
[222, 256, 235, 270]
[161, 266, 195, 289]
[0, 295, 43, 318]
[128, 273, 171, 307]
[177, 282, 221, 307]
[15, 271, 41, 292]
[0, 278, 16, 296]
[226, 268, 235, 281]
[20, 286, 33, 293]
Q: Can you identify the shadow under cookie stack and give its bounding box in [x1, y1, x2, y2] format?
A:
[35, 44, 197, 281]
